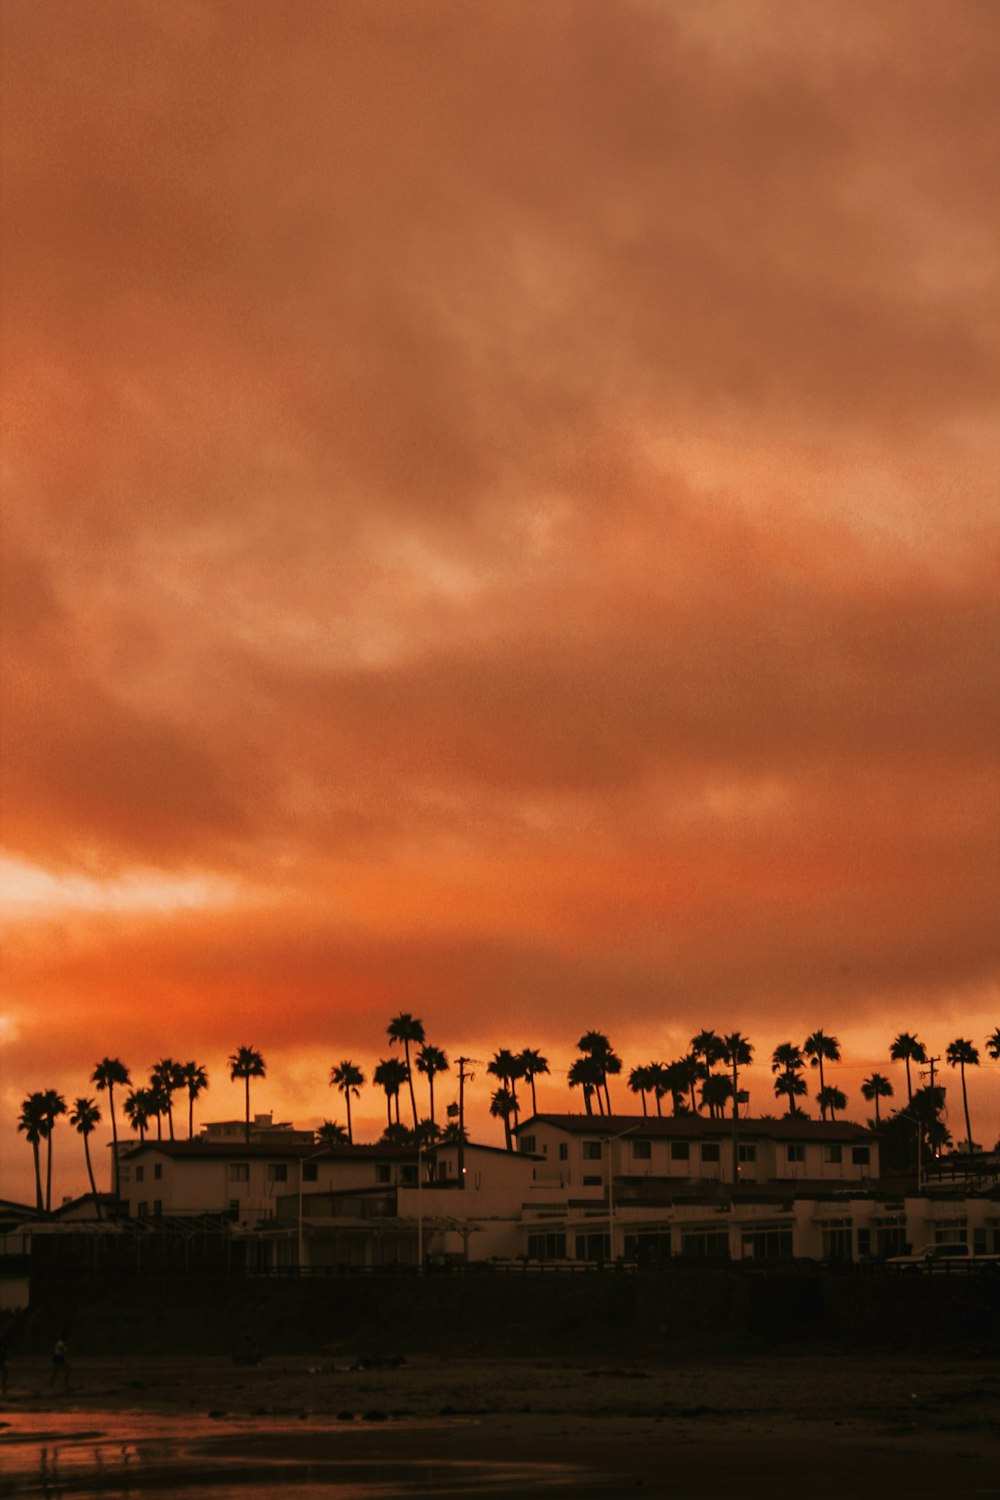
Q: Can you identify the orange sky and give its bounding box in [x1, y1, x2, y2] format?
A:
[2, 0, 998, 1205]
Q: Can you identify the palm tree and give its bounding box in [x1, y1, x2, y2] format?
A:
[316, 1120, 349, 1146]
[670, 1055, 700, 1115]
[567, 1055, 602, 1115]
[986, 1026, 1000, 1061]
[440, 1120, 468, 1145]
[124, 1087, 154, 1142]
[889, 1033, 927, 1104]
[774, 1069, 808, 1115]
[489, 1087, 518, 1150]
[817, 1085, 847, 1122]
[722, 1032, 752, 1183]
[577, 1031, 620, 1114]
[771, 1042, 804, 1075]
[700, 1074, 734, 1118]
[415, 1045, 449, 1124]
[41, 1090, 67, 1212]
[628, 1065, 654, 1116]
[373, 1058, 408, 1127]
[228, 1046, 266, 1143]
[518, 1049, 550, 1115]
[861, 1072, 893, 1125]
[690, 1030, 726, 1094]
[70, 1097, 102, 1208]
[387, 1014, 425, 1128]
[17, 1092, 47, 1212]
[804, 1030, 841, 1099]
[487, 1049, 520, 1100]
[147, 1076, 169, 1140]
[181, 1062, 209, 1138]
[91, 1057, 130, 1197]
[329, 1060, 365, 1143]
[647, 1062, 670, 1117]
[150, 1059, 185, 1140]
[946, 1038, 980, 1150]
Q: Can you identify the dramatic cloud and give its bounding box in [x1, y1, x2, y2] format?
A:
[2, 1, 998, 1201]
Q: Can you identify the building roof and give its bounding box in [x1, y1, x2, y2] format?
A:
[518, 1113, 875, 1143]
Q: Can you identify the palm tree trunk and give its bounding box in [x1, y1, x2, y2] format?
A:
[245, 1076, 251, 1144]
[640, 1090, 647, 1117]
[345, 1091, 353, 1145]
[83, 1135, 101, 1217]
[874, 1095, 881, 1125]
[960, 1062, 973, 1149]
[108, 1084, 119, 1197]
[384, 1092, 392, 1128]
[189, 1094, 195, 1139]
[904, 1056, 913, 1104]
[428, 1075, 435, 1124]
[31, 1140, 43, 1212]
[404, 1043, 418, 1129]
[530, 1077, 538, 1114]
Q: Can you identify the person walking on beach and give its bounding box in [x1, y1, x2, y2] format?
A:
[49, 1335, 70, 1390]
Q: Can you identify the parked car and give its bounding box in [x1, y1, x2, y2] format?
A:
[886, 1241, 1000, 1273]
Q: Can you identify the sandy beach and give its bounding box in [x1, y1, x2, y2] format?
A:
[2, 1352, 998, 1497]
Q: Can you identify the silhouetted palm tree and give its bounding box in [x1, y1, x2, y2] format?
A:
[387, 1014, 425, 1128]
[670, 1055, 700, 1115]
[440, 1120, 468, 1145]
[889, 1033, 927, 1105]
[861, 1072, 893, 1125]
[518, 1049, 550, 1115]
[946, 1038, 980, 1150]
[150, 1059, 185, 1140]
[17, 1092, 47, 1212]
[722, 1032, 752, 1181]
[124, 1088, 154, 1142]
[628, 1065, 653, 1116]
[41, 1090, 66, 1213]
[690, 1030, 726, 1097]
[373, 1058, 408, 1128]
[577, 1031, 620, 1114]
[181, 1062, 209, 1138]
[817, 1085, 847, 1122]
[147, 1077, 169, 1140]
[316, 1120, 349, 1145]
[700, 1074, 734, 1118]
[415, 1045, 449, 1124]
[330, 1060, 365, 1144]
[70, 1097, 102, 1209]
[986, 1026, 1000, 1061]
[774, 1069, 808, 1115]
[804, 1030, 841, 1100]
[228, 1046, 266, 1144]
[771, 1042, 804, 1075]
[91, 1057, 130, 1196]
[489, 1087, 518, 1150]
[568, 1055, 601, 1115]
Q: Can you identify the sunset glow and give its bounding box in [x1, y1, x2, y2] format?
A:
[2, 0, 998, 1205]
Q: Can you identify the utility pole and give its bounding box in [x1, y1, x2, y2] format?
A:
[922, 1056, 941, 1091]
[455, 1057, 476, 1190]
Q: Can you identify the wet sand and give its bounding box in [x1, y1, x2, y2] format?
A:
[2, 1353, 998, 1497]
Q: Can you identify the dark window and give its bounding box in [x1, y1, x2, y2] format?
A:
[787, 1144, 805, 1164]
[135, 1166, 145, 1183]
[229, 1163, 249, 1182]
[558, 1143, 568, 1161]
[701, 1143, 720, 1163]
[527, 1231, 566, 1260]
[681, 1229, 729, 1259]
[624, 1229, 672, 1265]
[153, 1163, 163, 1180]
[632, 1140, 651, 1160]
[742, 1228, 793, 1260]
[520, 1135, 535, 1153]
[738, 1144, 756, 1163]
[823, 1145, 842, 1164]
[851, 1146, 870, 1166]
[582, 1174, 602, 1186]
[857, 1228, 872, 1257]
[400, 1165, 417, 1186]
[153, 1200, 162, 1218]
[376, 1164, 391, 1184]
[575, 1232, 611, 1261]
[822, 1227, 853, 1260]
[267, 1163, 288, 1182]
[228, 1199, 240, 1216]
[137, 1202, 148, 1218]
[670, 1142, 690, 1161]
[582, 1141, 603, 1160]
[303, 1163, 318, 1182]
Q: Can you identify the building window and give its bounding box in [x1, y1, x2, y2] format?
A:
[681, 1229, 729, 1259]
[527, 1231, 566, 1260]
[153, 1200, 162, 1218]
[376, 1165, 391, 1184]
[135, 1166, 145, 1183]
[823, 1145, 843, 1164]
[267, 1163, 288, 1182]
[582, 1174, 602, 1186]
[632, 1140, 651, 1160]
[857, 1229, 872, 1257]
[575, 1232, 611, 1262]
[558, 1143, 568, 1161]
[137, 1202, 148, 1218]
[742, 1229, 793, 1260]
[582, 1141, 603, 1160]
[624, 1229, 672, 1265]
[229, 1163, 249, 1182]
[700, 1143, 720, 1163]
[851, 1146, 870, 1166]
[303, 1163, 318, 1182]
[822, 1227, 853, 1261]
[787, 1144, 806, 1164]
[520, 1135, 536, 1153]
[738, 1144, 756, 1163]
[670, 1142, 690, 1161]
[400, 1165, 418, 1186]
[153, 1163, 163, 1180]
[228, 1199, 241, 1216]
